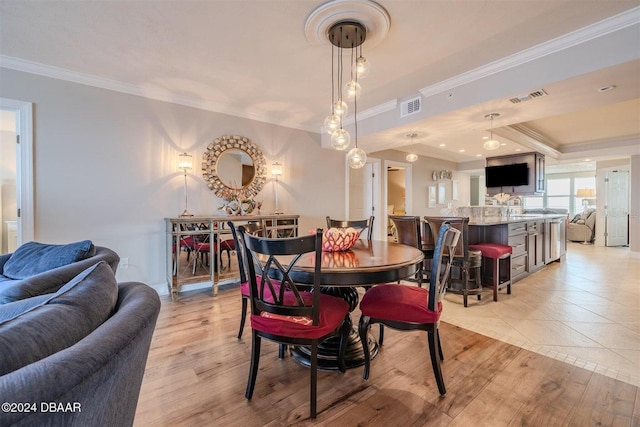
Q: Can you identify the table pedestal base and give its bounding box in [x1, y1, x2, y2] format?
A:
[291, 327, 379, 371]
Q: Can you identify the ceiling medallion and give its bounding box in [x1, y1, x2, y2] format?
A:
[304, 0, 391, 48]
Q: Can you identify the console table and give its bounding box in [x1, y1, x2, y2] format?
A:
[165, 214, 299, 300]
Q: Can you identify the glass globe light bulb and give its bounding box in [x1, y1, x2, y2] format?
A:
[405, 153, 418, 162]
[356, 56, 370, 78]
[347, 147, 367, 169]
[483, 139, 500, 150]
[333, 100, 348, 117]
[323, 114, 340, 135]
[344, 80, 361, 101]
[331, 128, 351, 151]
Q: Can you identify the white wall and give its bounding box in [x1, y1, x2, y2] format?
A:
[372, 150, 470, 216]
[0, 68, 346, 288]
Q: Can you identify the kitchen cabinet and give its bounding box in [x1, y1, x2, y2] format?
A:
[528, 220, 545, 272]
[469, 214, 566, 283]
[486, 152, 545, 196]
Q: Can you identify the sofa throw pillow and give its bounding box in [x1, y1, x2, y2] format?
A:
[2, 240, 94, 280]
[0, 262, 117, 376]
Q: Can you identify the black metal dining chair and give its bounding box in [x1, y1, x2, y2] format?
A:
[239, 227, 351, 419]
[358, 223, 461, 396]
[326, 216, 374, 240]
[227, 221, 263, 339]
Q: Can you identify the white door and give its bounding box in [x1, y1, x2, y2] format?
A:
[347, 158, 381, 239]
[605, 170, 629, 247]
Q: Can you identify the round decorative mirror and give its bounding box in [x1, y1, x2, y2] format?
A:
[202, 135, 267, 199]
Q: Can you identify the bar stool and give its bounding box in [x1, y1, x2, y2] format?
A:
[469, 243, 512, 301]
[424, 217, 483, 307]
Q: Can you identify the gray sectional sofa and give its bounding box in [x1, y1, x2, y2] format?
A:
[0, 242, 160, 426]
[0, 241, 119, 304]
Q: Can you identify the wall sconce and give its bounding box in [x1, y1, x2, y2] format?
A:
[178, 152, 193, 217]
[272, 162, 283, 214]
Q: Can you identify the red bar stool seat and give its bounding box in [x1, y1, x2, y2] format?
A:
[468, 243, 512, 301]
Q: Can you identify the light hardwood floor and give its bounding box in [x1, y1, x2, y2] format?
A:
[135, 243, 639, 426]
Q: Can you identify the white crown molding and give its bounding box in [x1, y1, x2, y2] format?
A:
[419, 6, 640, 98]
[560, 135, 640, 154]
[495, 124, 562, 159]
[0, 55, 320, 133]
[341, 98, 397, 125]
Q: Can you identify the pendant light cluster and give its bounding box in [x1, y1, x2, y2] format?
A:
[323, 20, 370, 169]
[484, 113, 501, 150]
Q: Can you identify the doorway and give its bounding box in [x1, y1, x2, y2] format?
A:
[347, 157, 382, 239]
[0, 98, 34, 254]
[605, 170, 629, 247]
[384, 160, 412, 241]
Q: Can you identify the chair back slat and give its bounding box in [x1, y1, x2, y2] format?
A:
[227, 221, 262, 283]
[240, 227, 323, 325]
[326, 216, 374, 240]
[428, 224, 461, 310]
[388, 215, 422, 248]
[424, 216, 470, 260]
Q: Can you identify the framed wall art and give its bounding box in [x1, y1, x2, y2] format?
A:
[438, 182, 446, 205]
[428, 186, 436, 208]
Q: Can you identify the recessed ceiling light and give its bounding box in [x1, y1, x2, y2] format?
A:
[500, 142, 507, 146]
[439, 143, 445, 147]
[476, 154, 482, 157]
[459, 149, 465, 152]
[584, 158, 592, 162]
[598, 85, 616, 92]
[515, 148, 521, 152]
[482, 136, 488, 140]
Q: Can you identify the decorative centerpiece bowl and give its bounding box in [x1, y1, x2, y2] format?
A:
[320, 227, 360, 252]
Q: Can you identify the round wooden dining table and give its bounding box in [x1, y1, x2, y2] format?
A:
[286, 238, 424, 371]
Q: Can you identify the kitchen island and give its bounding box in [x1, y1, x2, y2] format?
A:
[467, 214, 567, 283]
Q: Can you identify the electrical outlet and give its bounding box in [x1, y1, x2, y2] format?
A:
[121, 257, 129, 269]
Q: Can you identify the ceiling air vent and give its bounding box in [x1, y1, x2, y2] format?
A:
[401, 96, 421, 117]
[509, 89, 548, 104]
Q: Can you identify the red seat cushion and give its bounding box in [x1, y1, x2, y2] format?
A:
[250, 293, 349, 339]
[180, 236, 194, 247]
[360, 284, 441, 323]
[469, 243, 512, 259]
[193, 242, 210, 251]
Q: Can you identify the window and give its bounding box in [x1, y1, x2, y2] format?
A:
[546, 178, 571, 213]
[522, 173, 596, 215]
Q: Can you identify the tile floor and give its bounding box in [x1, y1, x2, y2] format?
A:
[440, 242, 640, 387]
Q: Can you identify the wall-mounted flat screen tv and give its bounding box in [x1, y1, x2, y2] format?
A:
[485, 163, 529, 187]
